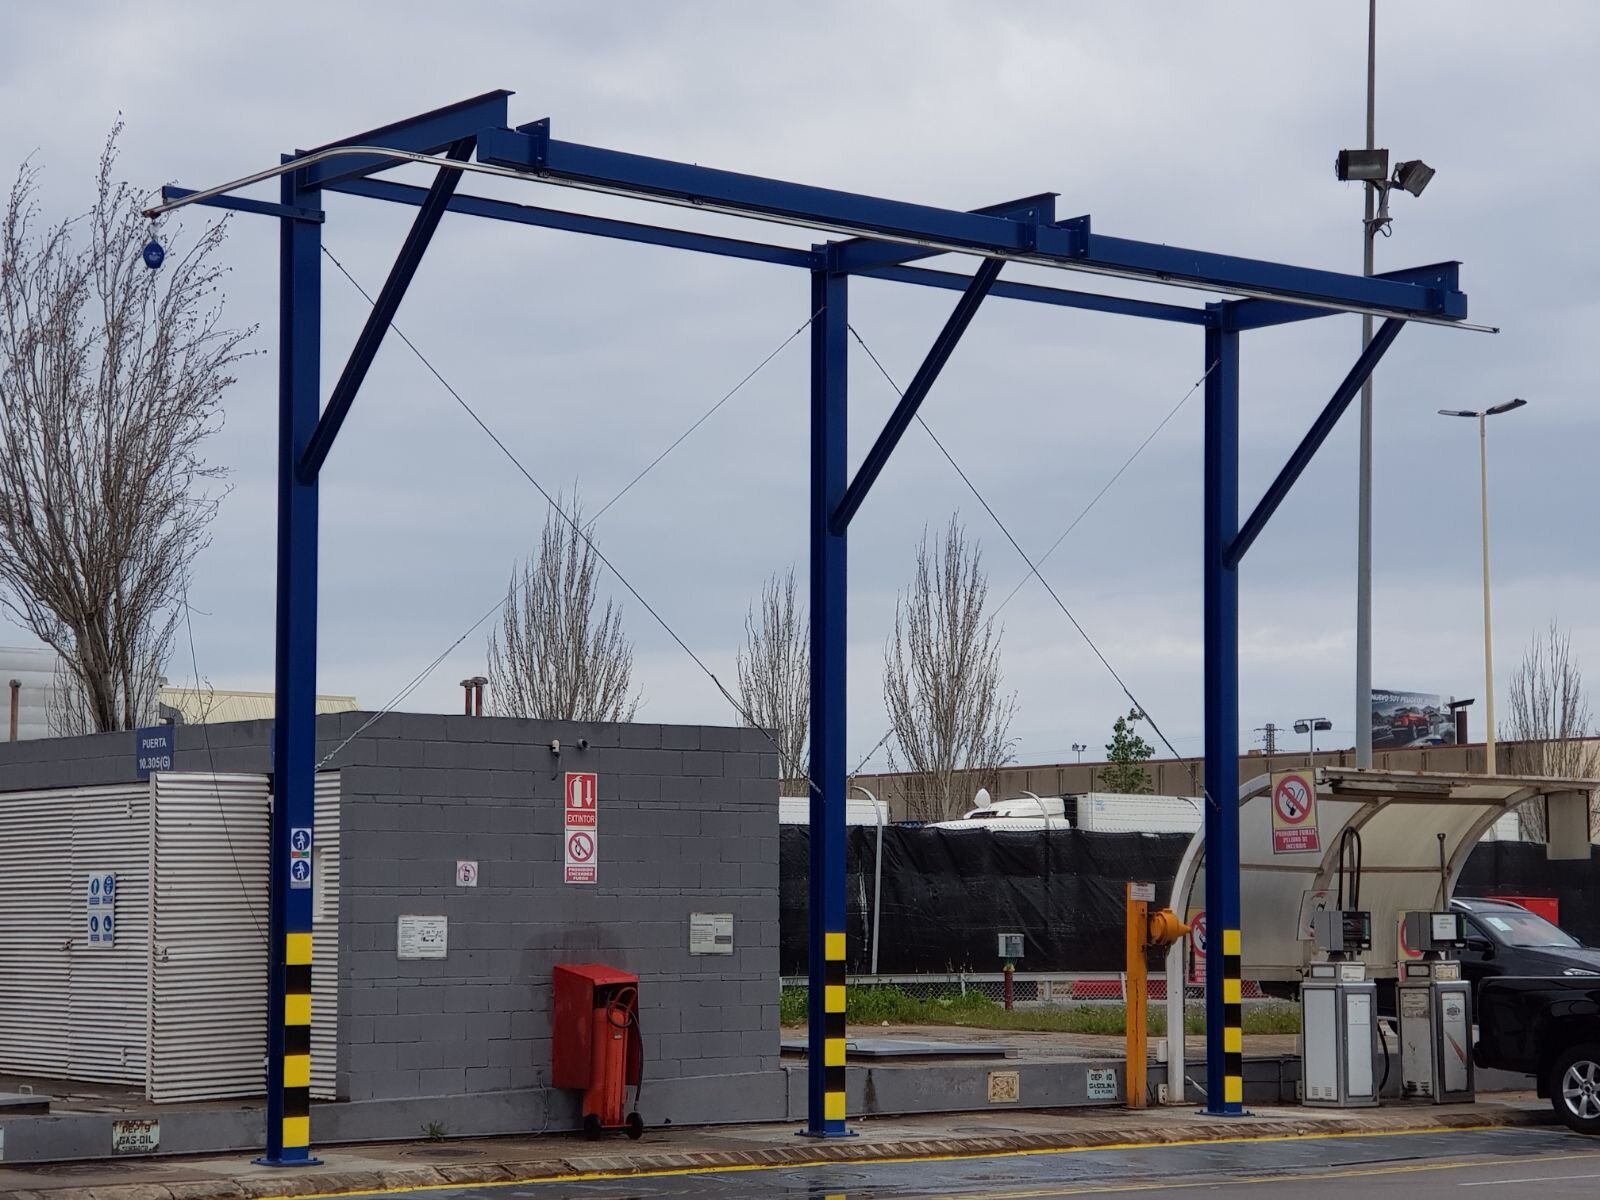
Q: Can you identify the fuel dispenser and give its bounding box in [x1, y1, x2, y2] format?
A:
[1301, 909, 1378, 1108]
[552, 964, 645, 1139]
[1398, 911, 1474, 1103]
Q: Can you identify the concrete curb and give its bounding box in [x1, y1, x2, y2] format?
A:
[10, 1107, 1555, 1200]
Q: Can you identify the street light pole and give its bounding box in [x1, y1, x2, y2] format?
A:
[1439, 399, 1527, 775]
[1477, 411, 1496, 774]
[1355, 0, 1378, 769]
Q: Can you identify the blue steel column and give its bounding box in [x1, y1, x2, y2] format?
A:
[804, 258, 851, 1137]
[261, 165, 321, 1166]
[1202, 305, 1243, 1115]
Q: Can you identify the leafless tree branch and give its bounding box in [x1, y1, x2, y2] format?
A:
[0, 124, 250, 732]
[883, 517, 1016, 821]
[737, 567, 808, 790]
[485, 493, 640, 723]
[1502, 621, 1599, 838]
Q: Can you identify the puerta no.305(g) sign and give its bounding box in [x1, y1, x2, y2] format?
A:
[1270, 770, 1321, 854]
[134, 726, 174, 779]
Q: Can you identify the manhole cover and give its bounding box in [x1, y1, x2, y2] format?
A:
[401, 1146, 486, 1160]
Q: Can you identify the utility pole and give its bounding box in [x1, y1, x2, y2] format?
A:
[1355, 0, 1378, 769]
[1256, 723, 1280, 755]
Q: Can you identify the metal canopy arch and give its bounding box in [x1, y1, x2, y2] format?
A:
[147, 89, 1482, 1160]
[1163, 768, 1600, 1102]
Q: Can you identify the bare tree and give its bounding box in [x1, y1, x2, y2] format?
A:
[1503, 622, 1599, 837]
[883, 517, 1017, 821]
[736, 567, 808, 790]
[0, 127, 247, 732]
[486, 496, 639, 722]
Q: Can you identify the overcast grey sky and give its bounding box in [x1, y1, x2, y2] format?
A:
[2, 2, 1595, 769]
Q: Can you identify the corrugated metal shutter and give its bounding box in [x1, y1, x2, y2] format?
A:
[66, 783, 151, 1083]
[312, 772, 340, 1099]
[0, 787, 75, 1076]
[147, 773, 270, 1102]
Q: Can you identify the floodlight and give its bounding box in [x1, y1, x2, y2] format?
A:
[1336, 148, 1390, 182]
[1438, 409, 1476, 418]
[1393, 159, 1435, 197]
[1294, 720, 1309, 734]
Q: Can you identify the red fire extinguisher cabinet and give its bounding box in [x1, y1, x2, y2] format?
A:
[552, 963, 642, 1090]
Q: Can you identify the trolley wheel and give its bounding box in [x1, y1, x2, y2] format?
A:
[582, 1113, 603, 1140]
[625, 1111, 645, 1140]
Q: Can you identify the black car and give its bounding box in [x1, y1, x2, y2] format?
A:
[1450, 897, 1600, 993]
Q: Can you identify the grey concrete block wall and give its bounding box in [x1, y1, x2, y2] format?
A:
[332, 712, 782, 1118]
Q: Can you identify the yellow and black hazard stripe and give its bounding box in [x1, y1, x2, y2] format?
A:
[283, 931, 313, 1150]
[1221, 927, 1243, 1106]
[823, 930, 847, 1124]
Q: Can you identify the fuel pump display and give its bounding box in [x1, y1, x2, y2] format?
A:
[1301, 909, 1378, 1108]
[1398, 911, 1474, 1104]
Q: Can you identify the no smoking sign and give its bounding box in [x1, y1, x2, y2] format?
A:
[1270, 770, 1321, 854]
[565, 829, 597, 884]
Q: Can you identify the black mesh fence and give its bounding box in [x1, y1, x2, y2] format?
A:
[780, 826, 1600, 976]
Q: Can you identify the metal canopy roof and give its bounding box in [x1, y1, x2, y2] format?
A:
[1169, 767, 1600, 984]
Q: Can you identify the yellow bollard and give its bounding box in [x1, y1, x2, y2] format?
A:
[1126, 882, 1190, 1108]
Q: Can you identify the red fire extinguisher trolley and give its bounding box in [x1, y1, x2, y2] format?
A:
[552, 963, 645, 1139]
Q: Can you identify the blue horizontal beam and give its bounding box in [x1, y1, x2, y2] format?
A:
[833, 257, 1003, 533]
[832, 194, 1058, 274]
[864, 264, 1209, 324]
[327, 177, 820, 270]
[160, 185, 324, 223]
[335, 177, 1206, 324]
[1227, 262, 1464, 330]
[298, 90, 511, 190]
[1226, 316, 1405, 568]
[1084, 234, 1467, 323]
[300, 138, 474, 481]
[477, 122, 1465, 321]
[480, 125, 1087, 259]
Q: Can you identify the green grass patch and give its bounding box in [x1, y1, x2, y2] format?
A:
[777, 985, 1300, 1036]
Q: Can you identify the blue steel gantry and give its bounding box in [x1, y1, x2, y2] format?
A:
[148, 90, 1479, 1162]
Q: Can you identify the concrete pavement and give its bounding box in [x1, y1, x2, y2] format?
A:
[0, 1094, 1558, 1200]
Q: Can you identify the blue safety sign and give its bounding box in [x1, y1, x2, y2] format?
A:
[134, 726, 174, 779]
[85, 868, 117, 947]
[289, 827, 312, 890]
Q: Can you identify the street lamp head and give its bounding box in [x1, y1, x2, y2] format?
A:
[1485, 397, 1528, 417]
[1393, 158, 1436, 197]
[1438, 409, 1477, 418]
[1293, 720, 1310, 735]
[1313, 718, 1333, 732]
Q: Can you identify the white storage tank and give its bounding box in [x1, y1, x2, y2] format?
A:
[1073, 792, 1202, 834]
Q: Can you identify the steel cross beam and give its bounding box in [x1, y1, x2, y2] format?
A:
[831, 257, 1003, 533]
[830, 194, 1058, 274]
[476, 122, 1468, 323]
[1225, 317, 1405, 567]
[298, 138, 475, 480]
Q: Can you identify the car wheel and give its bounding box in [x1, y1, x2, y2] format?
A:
[1550, 1044, 1600, 1134]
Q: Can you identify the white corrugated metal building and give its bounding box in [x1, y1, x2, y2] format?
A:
[0, 772, 339, 1102]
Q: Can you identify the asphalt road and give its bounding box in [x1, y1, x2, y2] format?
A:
[368, 1127, 1600, 1198]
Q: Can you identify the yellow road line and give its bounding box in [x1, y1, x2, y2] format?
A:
[245, 1121, 1545, 1200]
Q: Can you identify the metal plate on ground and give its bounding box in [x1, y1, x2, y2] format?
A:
[780, 1037, 1014, 1059]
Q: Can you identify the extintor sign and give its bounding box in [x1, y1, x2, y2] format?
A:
[564, 772, 598, 883]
